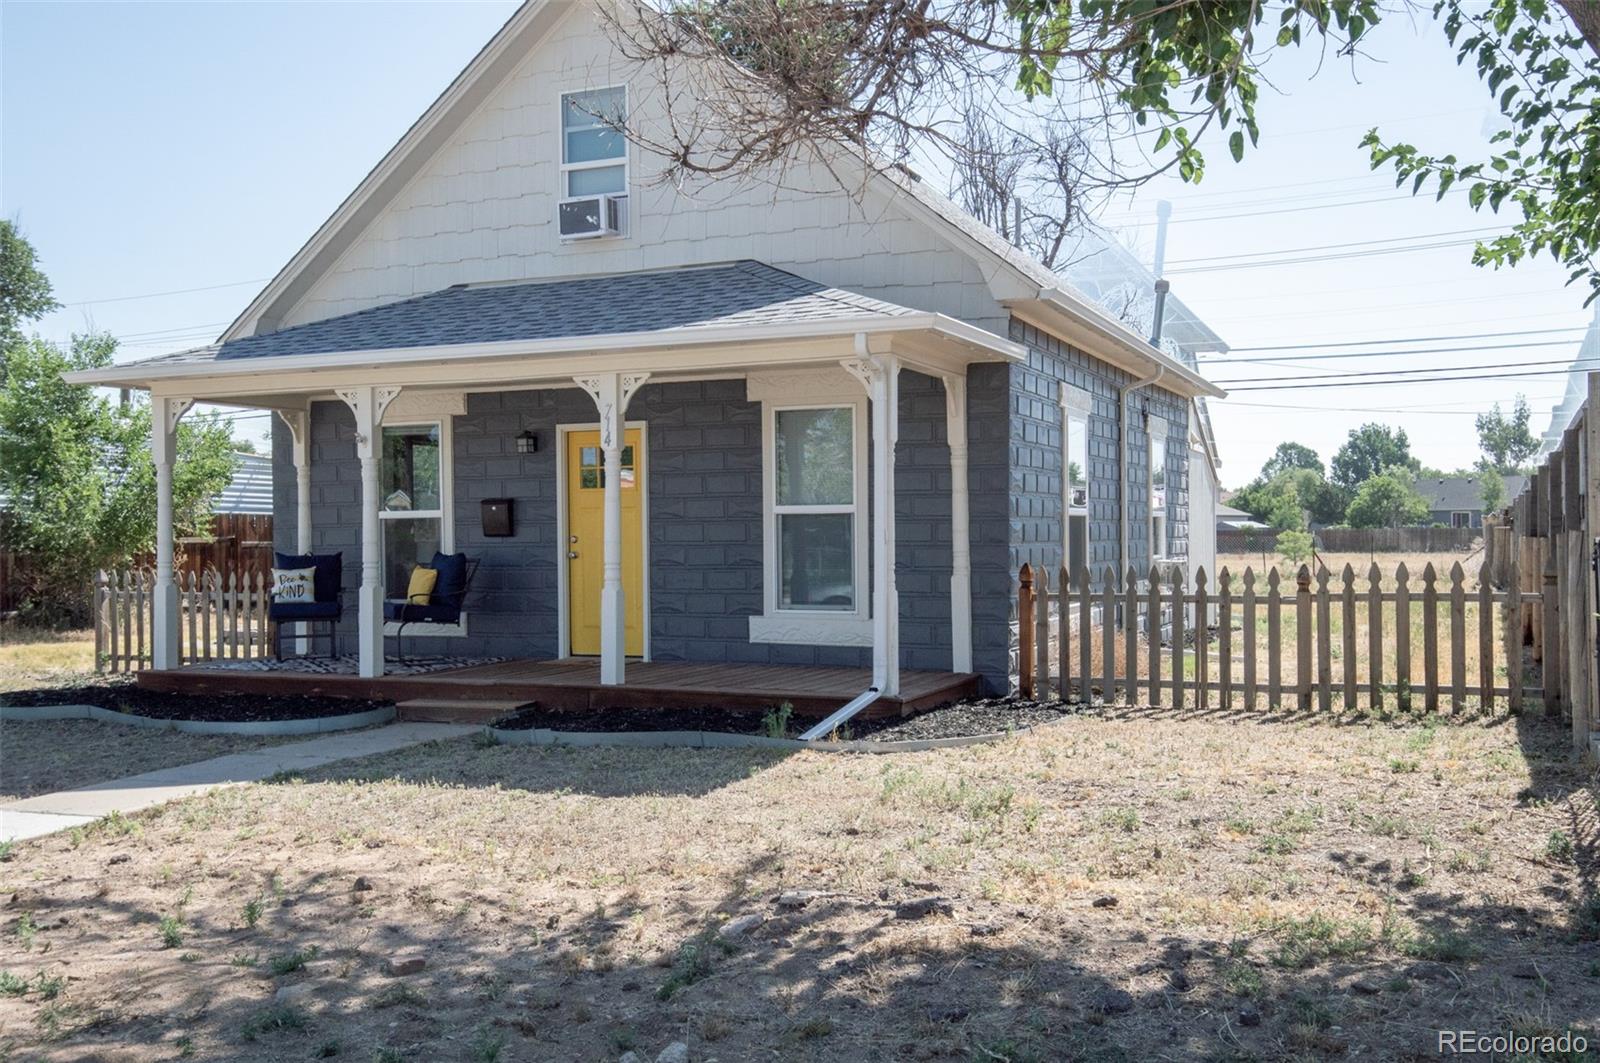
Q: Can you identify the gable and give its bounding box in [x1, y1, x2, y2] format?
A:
[243, 2, 1004, 338]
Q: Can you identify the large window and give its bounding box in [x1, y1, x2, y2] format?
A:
[774, 408, 856, 611]
[561, 87, 627, 198]
[379, 423, 449, 597]
[1061, 384, 1092, 577]
[1149, 419, 1169, 561]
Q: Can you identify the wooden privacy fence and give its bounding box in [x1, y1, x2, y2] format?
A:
[94, 568, 275, 673]
[1017, 560, 1544, 714]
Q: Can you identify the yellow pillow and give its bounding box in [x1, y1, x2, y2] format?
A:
[405, 565, 438, 604]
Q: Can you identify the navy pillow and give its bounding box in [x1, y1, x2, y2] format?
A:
[274, 552, 342, 603]
[428, 551, 468, 604]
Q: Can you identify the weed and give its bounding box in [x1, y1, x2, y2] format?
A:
[371, 983, 424, 1009]
[230, 952, 259, 968]
[470, 1025, 506, 1062]
[1447, 849, 1492, 874]
[175, 1034, 195, 1058]
[0, 972, 28, 996]
[179, 952, 201, 963]
[1100, 806, 1141, 833]
[239, 1003, 308, 1041]
[0, 840, 13, 862]
[1222, 962, 1264, 998]
[242, 896, 264, 929]
[32, 973, 64, 1000]
[158, 915, 184, 949]
[1223, 817, 1256, 835]
[786, 1017, 834, 1041]
[268, 945, 319, 976]
[1389, 758, 1420, 774]
[374, 1049, 405, 1063]
[472, 729, 501, 748]
[1574, 895, 1600, 941]
[658, 930, 718, 999]
[315, 1041, 340, 1058]
[15, 912, 36, 951]
[1271, 914, 1374, 969]
[1401, 927, 1484, 963]
[89, 811, 139, 838]
[761, 702, 794, 739]
[1547, 830, 1576, 864]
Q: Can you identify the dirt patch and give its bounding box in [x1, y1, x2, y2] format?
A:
[0, 679, 390, 722]
[493, 702, 787, 735]
[847, 695, 1077, 740]
[0, 712, 1594, 1061]
[0, 720, 296, 803]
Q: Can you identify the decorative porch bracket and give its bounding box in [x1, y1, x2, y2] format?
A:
[574, 371, 650, 685]
[843, 347, 901, 697]
[151, 396, 195, 670]
[939, 372, 973, 674]
[337, 385, 402, 678]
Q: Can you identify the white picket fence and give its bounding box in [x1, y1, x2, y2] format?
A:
[94, 568, 275, 673]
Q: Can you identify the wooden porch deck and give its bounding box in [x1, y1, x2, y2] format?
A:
[138, 659, 980, 719]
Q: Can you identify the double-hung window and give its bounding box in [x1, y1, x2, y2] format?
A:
[559, 87, 627, 234]
[748, 370, 871, 646]
[379, 423, 451, 598]
[1061, 384, 1092, 577]
[1149, 418, 1169, 561]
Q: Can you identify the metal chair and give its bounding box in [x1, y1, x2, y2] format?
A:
[384, 553, 478, 664]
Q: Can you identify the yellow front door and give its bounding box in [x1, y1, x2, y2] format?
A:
[566, 429, 644, 656]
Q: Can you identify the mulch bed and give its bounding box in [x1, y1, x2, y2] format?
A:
[0, 678, 391, 722]
[490, 695, 1078, 741]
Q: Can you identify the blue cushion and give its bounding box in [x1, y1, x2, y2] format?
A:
[275, 552, 342, 603]
[269, 600, 341, 622]
[384, 599, 462, 625]
[428, 552, 468, 604]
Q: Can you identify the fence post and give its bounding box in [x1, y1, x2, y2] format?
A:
[1395, 563, 1412, 712]
[1295, 565, 1312, 712]
[1077, 564, 1092, 704]
[1562, 423, 1587, 744]
[1124, 565, 1139, 707]
[1058, 565, 1071, 702]
[1367, 563, 1383, 713]
[1541, 467, 1562, 715]
[1477, 564, 1494, 713]
[1170, 566, 1186, 711]
[1341, 565, 1357, 712]
[1101, 568, 1117, 704]
[1242, 568, 1258, 711]
[1034, 565, 1050, 699]
[1218, 568, 1233, 711]
[1583, 371, 1600, 744]
[1267, 567, 1282, 709]
[1449, 561, 1467, 713]
[1145, 566, 1161, 708]
[1018, 563, 1034, 699]
[1315, 566, 1332, 713]
[1194, 567, 1209, 710]
[92, 570, 107, 673]
[1423, 563, 1440, 714]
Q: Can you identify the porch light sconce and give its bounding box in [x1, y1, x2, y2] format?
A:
[515, 430, 539, 454]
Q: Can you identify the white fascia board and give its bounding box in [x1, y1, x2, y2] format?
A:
[64, 313, 1023, 392]
[1010, 291, 1226, 400]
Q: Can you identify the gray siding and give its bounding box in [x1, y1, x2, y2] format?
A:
[271, 373, 959, 677]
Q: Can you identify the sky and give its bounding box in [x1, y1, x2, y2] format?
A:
[4, 2, 1594, 485]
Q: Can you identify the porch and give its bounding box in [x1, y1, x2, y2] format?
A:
[136, 657, 980, 719]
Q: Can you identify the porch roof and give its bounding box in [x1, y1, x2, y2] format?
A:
[67, 261, 1023, 393]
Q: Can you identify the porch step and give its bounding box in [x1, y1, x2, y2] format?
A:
[394, 699, 528, 725]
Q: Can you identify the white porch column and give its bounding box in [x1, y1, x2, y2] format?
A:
[151, 396, 194, 671]
[940, 372, 972, 674]
[575, 372, 650, 685]
[336, 386, 401, 678]
[275, 408, 313, 652]
[845, 349, 900, 697]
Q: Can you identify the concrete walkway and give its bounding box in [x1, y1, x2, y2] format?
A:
[0, 721, 474, 844]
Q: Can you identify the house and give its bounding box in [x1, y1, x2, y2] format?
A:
[214, 452, 274, 515]
[1416, 474, 1525, 529]
[67, 0, 1223, 703]
[1215, 502, 1269, 533]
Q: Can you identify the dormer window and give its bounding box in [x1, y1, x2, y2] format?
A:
[559, 87, 627, 239]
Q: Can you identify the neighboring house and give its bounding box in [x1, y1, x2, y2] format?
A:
[68, 0, 1223, 697]
[1416, 475, 1525, 529]
[1216, 503, 1269, 533]
[213, 452, 275, 515]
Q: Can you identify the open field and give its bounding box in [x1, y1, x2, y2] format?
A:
[0, 710, 1594, 1061]
[0, 627, 96, 694]
[1218, 549, 1485, 584]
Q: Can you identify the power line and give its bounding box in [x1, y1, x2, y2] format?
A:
[1211, 325, 1589, 355]
[1222, 398, 1560, 417]
[1213, 351, 1598, 386]
[61, 278, 269, 307]
[1225, 364, 1600, 392]
[1165, 225, 1508, 268]
[1203, 337, 1586, 368]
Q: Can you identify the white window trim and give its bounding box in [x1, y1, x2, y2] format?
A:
[748, 370, 871, 646]
[377, 419, 462, 637]
[1061, 383, 1092, 577]
[1149, 416, 1171, 562]
[559, 85, 629, 235]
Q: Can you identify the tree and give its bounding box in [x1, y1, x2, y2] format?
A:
[610, 0, 1600, 296]
[1331, 424, 1418, 493]
[1260, 442, 1324, 482]
[1480, 467, 1507, 512]
[0, 220, 58, 377]
[1475, 395, 1540, 473]
[1277, 529, 1315, 567]
[1344, 469, 1431, 528]
[0, 331, 238, 624]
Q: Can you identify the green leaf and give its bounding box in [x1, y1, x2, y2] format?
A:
[1228, 130, 1245, 162]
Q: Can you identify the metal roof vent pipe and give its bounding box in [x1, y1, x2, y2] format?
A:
[1150, 278, 1171, 348]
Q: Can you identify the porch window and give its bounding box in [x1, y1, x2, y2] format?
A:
[1149, 418, 1169, 561]
[775, 408, 856, 610]
[379, 423, 452, 597]
[561, 87, 627, 197]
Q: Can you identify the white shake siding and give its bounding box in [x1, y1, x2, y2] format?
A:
[281, 7, 1004, 333]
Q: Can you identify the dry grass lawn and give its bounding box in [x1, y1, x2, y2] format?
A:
[0, 627, 96, 694]
[0, 720, 294, 804]
[0, 710, 1595, 1061]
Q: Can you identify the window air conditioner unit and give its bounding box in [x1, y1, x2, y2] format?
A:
[558, 194, 624, 239]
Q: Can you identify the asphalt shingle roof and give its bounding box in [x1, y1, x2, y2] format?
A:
[131, 261, 915, 369]
[1418, 474, 1526, 512]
